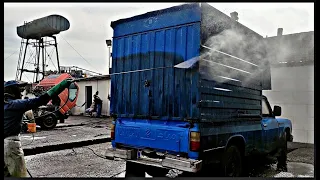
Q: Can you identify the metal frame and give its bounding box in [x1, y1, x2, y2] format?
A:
[105, 148, 202, 173]
[15, 35, 61, 82]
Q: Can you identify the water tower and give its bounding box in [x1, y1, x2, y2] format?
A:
[15, 15, 70, 82]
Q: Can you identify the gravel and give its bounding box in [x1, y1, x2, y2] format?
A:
[287, 147, 314, 165]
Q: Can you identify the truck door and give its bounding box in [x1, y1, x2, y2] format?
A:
[261, 97, 279, 153]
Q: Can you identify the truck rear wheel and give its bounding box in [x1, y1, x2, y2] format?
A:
[39, 114, 58, 130]
[277, 132, 288, 171]
[222, 145, 243, 177]
[125, 161, 145, 177]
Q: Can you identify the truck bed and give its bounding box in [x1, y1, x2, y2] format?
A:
[110, 3, 270, 122]
[113, 118, 199, 159]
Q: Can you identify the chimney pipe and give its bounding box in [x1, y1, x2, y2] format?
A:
[230, 12, 239, 21]
[277, 28, 283, 36]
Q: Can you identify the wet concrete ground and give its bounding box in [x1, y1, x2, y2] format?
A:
[21, 116, 112, 150]
[25, 142, 314, 178]
[25, 143, 125, 177]
[23, 116, 314, 178]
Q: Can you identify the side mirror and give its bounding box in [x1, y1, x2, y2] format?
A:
[273, 105, 282, 116]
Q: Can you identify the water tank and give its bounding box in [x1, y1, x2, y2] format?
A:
[17, 15, 70, 39]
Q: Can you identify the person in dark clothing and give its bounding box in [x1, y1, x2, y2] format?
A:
[4, 79, 73, 177]
[93, 91, 102, 118]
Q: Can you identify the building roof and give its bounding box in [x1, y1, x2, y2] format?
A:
[264, 31, 314, 66]
[75, 74, 111, 82]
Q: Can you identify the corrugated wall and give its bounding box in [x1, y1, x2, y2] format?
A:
[111, 23, 200, 119]
[110, 3, 267, 122]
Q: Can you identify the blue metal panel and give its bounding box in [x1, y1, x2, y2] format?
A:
[111, 22, 201, 119]
[111, 3, 201, 37]
[110, 3, 262, 121]
[116, 38, 125, 115]
[140, 33, 150, 115]
[114, 118, 192, 154]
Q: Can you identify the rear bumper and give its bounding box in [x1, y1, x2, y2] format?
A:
[105, 148, 202, 173]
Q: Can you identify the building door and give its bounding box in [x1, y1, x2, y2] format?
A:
[85, 86, 92, 109]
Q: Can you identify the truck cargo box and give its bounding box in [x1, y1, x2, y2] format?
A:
[110, 3, 271, 122]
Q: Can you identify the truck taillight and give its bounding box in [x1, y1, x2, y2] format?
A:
[111, 124, 115, 140]
[190, 131, 200, 151]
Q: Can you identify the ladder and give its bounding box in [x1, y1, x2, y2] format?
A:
[15, 38, 25, 81]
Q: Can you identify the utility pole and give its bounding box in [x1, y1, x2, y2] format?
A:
[106, 40, 112, 74]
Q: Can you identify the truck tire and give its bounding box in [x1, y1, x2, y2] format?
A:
[125, 161, 145, 177]
[222, 145, 243, 177]
[145, 166, 168, 177]
[39, 114, 58, 130]
[277, 132, 288, 171]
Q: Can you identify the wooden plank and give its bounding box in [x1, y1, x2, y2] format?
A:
[199, 108, 261, 122]
[200, 86, 262, 101]
[199, 101, 261, 110]
[200, 107, 261, 113]
[200, 79, 262, 93]
[200, 108, 261, 116]
[199, 60, 261, 85]
[200, 76, 262, 91]
[201, 94, 261, 105]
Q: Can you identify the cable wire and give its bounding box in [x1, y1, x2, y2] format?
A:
[27, 168, 33, 178]
[73, 146, 109, 160]
[4, 50, 19, 61]
[59, 34, 100, 73]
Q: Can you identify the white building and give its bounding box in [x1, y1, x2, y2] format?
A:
[263, 30, 314, 144]
[71, 75, 111, 116]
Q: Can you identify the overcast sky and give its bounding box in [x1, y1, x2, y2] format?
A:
[4, 3, 314, 82]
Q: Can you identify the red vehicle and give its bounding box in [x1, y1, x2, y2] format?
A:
[31, 73, 80, 129]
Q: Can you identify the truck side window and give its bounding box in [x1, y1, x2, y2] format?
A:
[262, 99, 271, 116]
[68, 83, 78, 102]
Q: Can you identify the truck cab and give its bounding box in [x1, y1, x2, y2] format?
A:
[31, 73, 79, 129]
[261, 96, 293, 148]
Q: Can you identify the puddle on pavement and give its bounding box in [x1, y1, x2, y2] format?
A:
[285, 162, 314, 177]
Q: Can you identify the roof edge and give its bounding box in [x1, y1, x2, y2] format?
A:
[110, 3, 199, 28]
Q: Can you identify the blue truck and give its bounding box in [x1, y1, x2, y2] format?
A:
[105, 3, 293, 177]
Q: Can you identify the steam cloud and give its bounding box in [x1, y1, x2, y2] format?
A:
[199, 28, 271, 88]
